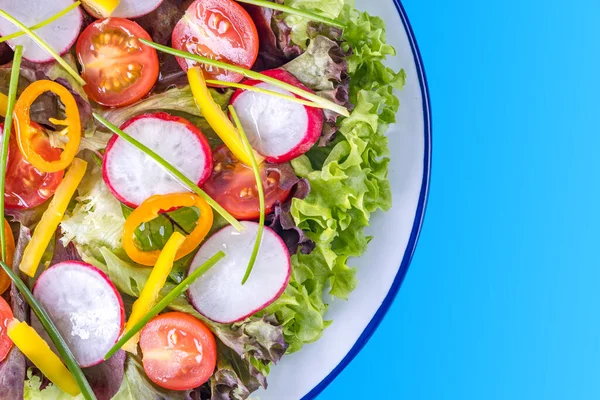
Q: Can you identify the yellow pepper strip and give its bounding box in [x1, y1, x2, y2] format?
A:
[19, 158, 87, 277]
[82, 0, 120, 17]
[187, 67, 264, 167]
[122, 232, 186, 353]
[7, 319, 80, 396]
[0, 93, 7, 118]
[14, 80, 81, 173]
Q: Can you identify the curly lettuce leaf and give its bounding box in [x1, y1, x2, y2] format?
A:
[60, 155, 125, 251]
[282, 0, 344, 46]
[265, 5, 404, 353]
[23, 369, 83, 400]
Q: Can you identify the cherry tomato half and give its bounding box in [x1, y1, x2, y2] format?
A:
[77, 18, 159, 107]
[140, 312, 216, 391]
[0, 296, 13, 363]
[1, 123, 64, 210]
[203, 146, 292, 220]
[172, 0, 259, 82]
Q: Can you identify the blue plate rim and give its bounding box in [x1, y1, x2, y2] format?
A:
[301, 0, 432, 398]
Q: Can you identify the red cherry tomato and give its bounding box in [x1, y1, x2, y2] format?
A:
[203, 146, 292, 220]
[76, 18, 159, 107]
[172, 0, 259, 82]
[139, 312, 216, 391]
[0, 296, 13, 363]
[1, 123, 63, 210]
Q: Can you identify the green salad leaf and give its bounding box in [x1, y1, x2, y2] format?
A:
[282, 0, 344, 46]
[24, 369, 83, 400]
[265, 5, 405, 353]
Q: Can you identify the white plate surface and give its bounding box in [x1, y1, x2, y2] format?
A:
[257, 0, 432, 398]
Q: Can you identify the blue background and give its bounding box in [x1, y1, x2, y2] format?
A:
[320, 0, 600, 398]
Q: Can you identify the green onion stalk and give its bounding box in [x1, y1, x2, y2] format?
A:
[235, 0, 345, 29]
[0, 261, 97, 400]
[92, 113, 244, 232]
[140, 39, 350, 117]
[229, 106, 265, 285]
[0, 45, 22, 263]
[104, 250, 226, 360]
[0, 9, 85, 86]
[0, 2, 81, 43]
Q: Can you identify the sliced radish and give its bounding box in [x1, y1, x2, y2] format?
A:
[0, 0, 83, 63]
[103, 112, 213, 208]
[31, 262, 125, 368]
[230, 69, 324, 163]
[83, 0, 163, 19]
[188, 221, 291, 324]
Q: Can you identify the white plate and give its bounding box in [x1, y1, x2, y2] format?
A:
[256, 0, 432, 399]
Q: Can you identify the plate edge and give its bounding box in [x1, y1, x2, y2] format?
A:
[300, 0, 432, 398]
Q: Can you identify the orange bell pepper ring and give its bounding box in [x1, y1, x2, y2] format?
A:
[123, 193, 213, 266]
[0, 219, 15, 294]
[13, 80, 81, 173]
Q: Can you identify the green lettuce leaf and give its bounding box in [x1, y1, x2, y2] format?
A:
[282, 0, 344, 46]
[60, 154, 126, 251]
[23, 369, 83, 400]
[266, 5, 404, 353]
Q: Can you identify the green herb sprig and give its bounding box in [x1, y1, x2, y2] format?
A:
[104, 250, 226, 360]
[0, 45, 22, 263]
[140, 39, 349, 117]
[0, 9, 85, 86]
[229, 106, 265, 285]
[0, 261, 96, 400]
[0, 2, 81, 43]
[92, 113, 244, 231]
[235, 0, 345, 29]
[206, 79, 326, 109]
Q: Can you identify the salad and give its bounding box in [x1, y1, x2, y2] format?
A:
[0, 0, 405, 399]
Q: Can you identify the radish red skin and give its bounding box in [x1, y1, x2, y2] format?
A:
[229, 69, 324, 163]
[33, 261, 125, 367]
[187, 222, 291, 324]
[102, 112, 213, 208]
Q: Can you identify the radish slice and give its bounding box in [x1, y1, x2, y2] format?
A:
[188, 221, 291, 324]
[83, 0, 163, 18]
[31, 262, 125, 368]
[229, 69, 324, 163]
[103, 112, 213, 208]
[0, 0, 83, 63]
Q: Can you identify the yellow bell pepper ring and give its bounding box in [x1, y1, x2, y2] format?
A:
[122, 232, 186, 354]
[19, 158, 88, 277]
[187, 67, 264, 167]
[123, 193, 213, 267]
[8, 319, 80, 396]
[13, 80, 81, 173]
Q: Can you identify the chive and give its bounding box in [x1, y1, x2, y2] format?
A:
[235, 0, 345, 29]
[206, 79, 326, 109]
[0, 9, 85, 86]
[229, 106, 264, 285]
[92, 113, 244, 232]
[0, 46, 22, 263]
[140, 39, 350, 117]
[0, 261, 96, 400]
[0, 2, 81, 44]
[104, 250, 226, 360]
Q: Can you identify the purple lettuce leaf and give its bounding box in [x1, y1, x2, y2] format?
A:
[83, 350, 126, 400]
[0, 226, 31, 399]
